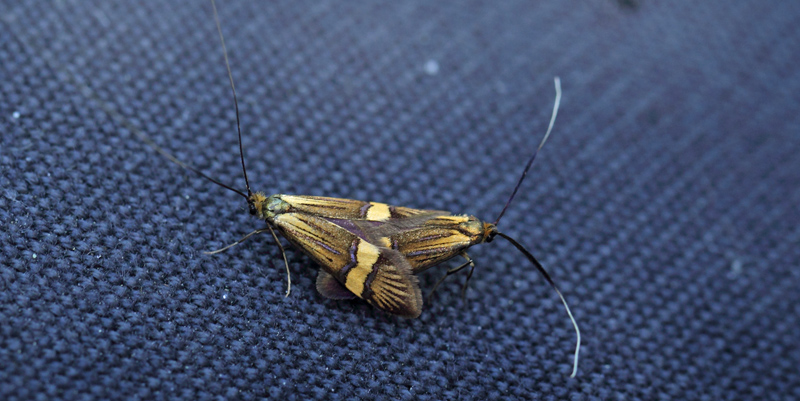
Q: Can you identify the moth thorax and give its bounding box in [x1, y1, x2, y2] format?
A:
[457, 217, 495, 244]
[249, 192, 289, 221]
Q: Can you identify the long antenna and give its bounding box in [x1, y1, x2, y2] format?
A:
[5, 27, 248, 199]
[493, 77, 561, 226]
[211, 0, 252, 195]
[127, 118, 248, 199]
[496, 232, 580, 378]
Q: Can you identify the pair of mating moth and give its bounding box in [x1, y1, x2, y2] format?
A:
[246, 193, 498, 318]
[157, 0, 580, 377]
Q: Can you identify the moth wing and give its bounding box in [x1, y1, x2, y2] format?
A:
[363, 247, 423, 318]
[354, 212, 446, 242]
[276, 195, 447, 221]
[316, 270, 357, 300]
[357, 213, 483, 273]
[273, 212, 423, 317]
[387, 206, 450, 220]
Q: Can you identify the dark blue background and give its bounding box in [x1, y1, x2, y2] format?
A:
[2, 0, 799, 399]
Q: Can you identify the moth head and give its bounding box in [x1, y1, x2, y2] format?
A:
[247, 192, 269, 219]
[482, 222, 499, 243]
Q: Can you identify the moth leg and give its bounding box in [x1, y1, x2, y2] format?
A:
[204, 228, 271, 255]
[204, 226, 293, 297]
[266, 224, 292, 297]
[459, 252, 477, 299]
[427, 253, 475, 303]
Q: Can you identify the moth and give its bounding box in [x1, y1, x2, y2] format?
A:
[139, 0, 580, 377]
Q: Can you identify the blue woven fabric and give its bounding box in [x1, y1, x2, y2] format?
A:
[2, 0, 799, 399]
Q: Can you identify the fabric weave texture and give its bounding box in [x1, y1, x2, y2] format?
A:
[1, 0, 799, 399]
